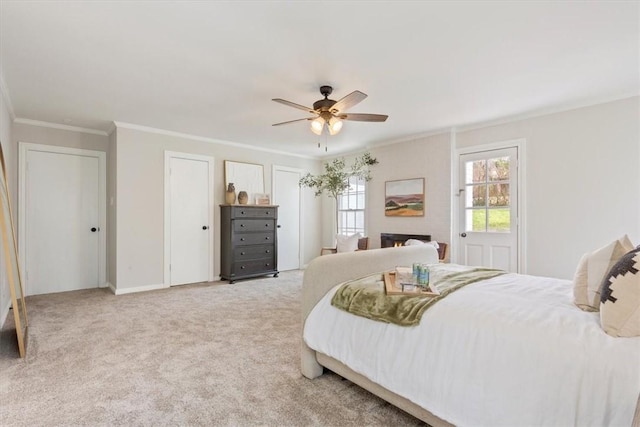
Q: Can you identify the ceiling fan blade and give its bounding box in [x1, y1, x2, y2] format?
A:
[272, 98, 316, 114]
[330, 90, 367, 113]
[272, 117, 316, 126]
[339, 113, 388, 122]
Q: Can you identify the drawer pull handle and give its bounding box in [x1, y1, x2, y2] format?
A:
[265, 224, 269, 227]
[240, 224, 245, 227]
[265, 263, 270, 267]
[241, 266, 246, 270]
[240, 252, 245, 255]
[266, 250, 270, 253]
[265, 237, 270, 240]
[241, 211, 245, 215]
[240, 238, 245, 241]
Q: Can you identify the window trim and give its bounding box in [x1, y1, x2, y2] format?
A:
[337, 175, 366, 236]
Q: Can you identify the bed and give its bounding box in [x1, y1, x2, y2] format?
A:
[301, 245, 640, 426]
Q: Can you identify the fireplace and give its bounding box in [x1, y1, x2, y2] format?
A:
[380, 233, 431, 248]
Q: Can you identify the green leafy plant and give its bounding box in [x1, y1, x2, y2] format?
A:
[299, 152, 379, 234]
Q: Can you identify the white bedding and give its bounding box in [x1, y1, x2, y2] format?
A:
[303, 270, 640, 426]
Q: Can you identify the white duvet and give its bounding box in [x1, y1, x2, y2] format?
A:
[303, 271, 640, 427]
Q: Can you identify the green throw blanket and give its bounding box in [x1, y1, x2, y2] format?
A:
[331, 264, 506, 326]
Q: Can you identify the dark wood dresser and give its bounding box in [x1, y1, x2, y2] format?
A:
[220, 205, 279, 283]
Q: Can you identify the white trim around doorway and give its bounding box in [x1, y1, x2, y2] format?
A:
[451, 138, 527, 273]
[163, 151, 215, 286]
[272, 164, 305, 270]
[18, 142, 108, 293]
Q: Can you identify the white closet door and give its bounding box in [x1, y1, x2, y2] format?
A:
[169, 156, 211, 285]
[25, 149, 101, 295]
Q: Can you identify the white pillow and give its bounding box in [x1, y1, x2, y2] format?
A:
[404, 239, 425, 246]
[404, 239, 439, 249]
[336, 233, 361, 253]
[573, 235, 634, 311]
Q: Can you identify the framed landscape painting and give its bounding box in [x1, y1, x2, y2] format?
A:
[385, 178, 424, 217]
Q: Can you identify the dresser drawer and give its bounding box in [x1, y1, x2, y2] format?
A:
[233, 232, 274, 246]
[230, 206, 277, 219]
[234, 244, 274, 260]
[233, 219, 275, 232]
[233, 258, 276, 275]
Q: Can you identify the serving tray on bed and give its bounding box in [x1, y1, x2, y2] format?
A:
[384, 271, 440, 296]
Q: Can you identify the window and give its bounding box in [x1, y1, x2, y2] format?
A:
[464, 156, 511, 232]
[337, 175, 366, 235]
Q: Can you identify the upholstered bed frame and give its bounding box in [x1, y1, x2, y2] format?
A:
[301, 245, 640, 427]
[301, 245, 451, 426]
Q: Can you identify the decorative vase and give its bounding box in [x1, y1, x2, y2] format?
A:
[225, 183, 236, 204]
[238, 191, 248, 204]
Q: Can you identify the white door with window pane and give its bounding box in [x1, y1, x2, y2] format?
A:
[338, 176, 365, 235]
[458, 147, 518, 272]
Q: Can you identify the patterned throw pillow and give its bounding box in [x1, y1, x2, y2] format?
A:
[600, 247, 640, 337]
[573, 235, 634, 311]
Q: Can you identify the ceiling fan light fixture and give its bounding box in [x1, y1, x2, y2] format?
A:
[328, 117, 343, 135]
[310, 117, 324, 135]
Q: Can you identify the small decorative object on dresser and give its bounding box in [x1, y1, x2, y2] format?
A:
[237, 191, 249, 204]
[220, 204, 279, 283]
[225, 183, 236, 204]
[255, 193, 270, 205]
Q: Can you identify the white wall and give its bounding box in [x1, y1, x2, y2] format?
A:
[12, 123, 108, 153]
[114, 126, 321, 290]
[368, 133, 452, 247]
[456, 96, 640, 279]
[321, 133, 452, 250]
[0, 84, 13, 327]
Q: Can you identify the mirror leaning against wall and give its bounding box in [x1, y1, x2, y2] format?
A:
[0, 141, 28, 357]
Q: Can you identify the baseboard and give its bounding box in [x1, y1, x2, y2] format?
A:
[107, 282, 116, 294]
[112, 283, 167, 295]
[0, 299, 11, 330]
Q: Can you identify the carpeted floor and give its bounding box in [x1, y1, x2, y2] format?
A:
[0, 271, 424, 426]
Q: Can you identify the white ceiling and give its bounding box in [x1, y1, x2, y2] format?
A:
[1, 1, 638, 158]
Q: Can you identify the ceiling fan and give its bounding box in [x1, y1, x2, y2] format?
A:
[272, 85, 388, 136]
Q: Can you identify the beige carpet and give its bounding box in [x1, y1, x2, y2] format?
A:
[0, 271, 424, 426]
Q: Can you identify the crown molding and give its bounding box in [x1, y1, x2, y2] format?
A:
[324, 93, 639, 160]
[13, 118, 108, 136]
[0, 71, 16, 120]
[455, 93, 639, 133]
[319, 128, 451, 161]
[367, 127, 451, 149]
[112, 121, 317, 160]
[106, 121, 117, 136]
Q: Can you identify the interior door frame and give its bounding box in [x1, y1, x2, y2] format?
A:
[271, 164, 305, 270]
[18, 142, 107, 292]
[451, 138, 527, 273]
[163, 151, 215, 286]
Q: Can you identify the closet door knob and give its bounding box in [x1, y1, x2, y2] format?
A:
[202, 226, 209, 230]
